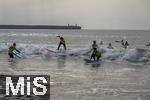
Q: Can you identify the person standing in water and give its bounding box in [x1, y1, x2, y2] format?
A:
[85, 40, 98, 55]
[90, 40, 101, 61]
[90, 48, 101, 61]
[57, 36, 66, 50]
[121, 40, 124, 47]
[92, 40, 98, 50]
[8, 42, 20, 59]
[121, 40, 129, 49]
[107, 43, 114, 49]
[124, 41, 129, 49]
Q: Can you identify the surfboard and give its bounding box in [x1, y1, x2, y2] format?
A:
[13, 51, 25, 59]
[46, 48, 57, 53]
[136, 48, 150, 52]
[13, 51, 22, 58]
[46, 48, 67, 54]
[115, 40, 121, 43]
[13, 53, 21, 58]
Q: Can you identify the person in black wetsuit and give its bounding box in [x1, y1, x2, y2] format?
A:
[57, 36, 66, 50]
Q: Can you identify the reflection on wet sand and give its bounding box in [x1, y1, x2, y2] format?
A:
[57, 56, 67, 68]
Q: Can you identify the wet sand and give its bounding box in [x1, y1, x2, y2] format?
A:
[0, 54, 150, 100]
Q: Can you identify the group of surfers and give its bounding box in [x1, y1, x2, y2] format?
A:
[8, 36, 149, 61]
[90, 40, 129, 61]
[8, 36, 67, 60]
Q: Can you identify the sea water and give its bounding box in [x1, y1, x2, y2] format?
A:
[0, 29, 150, 100]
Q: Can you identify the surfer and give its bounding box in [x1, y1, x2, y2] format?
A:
[107, 43, 114, 49]
[8, 43, 20, 59]
[92, 40, 98, 50]
[57, 36, 66, 50]
[121, 40, 129, 49]
[85, 40, 98, 55]
[89, 40, 99, 60]
[90, 48, 101, 61]
[123, 41, 129, 49]
[121, 40, 124, 47]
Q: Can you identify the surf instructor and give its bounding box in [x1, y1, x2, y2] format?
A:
[57, 36, 66, 50]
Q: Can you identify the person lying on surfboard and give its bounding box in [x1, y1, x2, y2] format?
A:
[8, 42, 20, 59]
[90, 48, 101, 61]
[57, 36, 66, 50]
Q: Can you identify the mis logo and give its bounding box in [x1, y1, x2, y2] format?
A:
[0, 75, 50, 100]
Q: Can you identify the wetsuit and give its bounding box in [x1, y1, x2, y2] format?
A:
[124, 41, 129, 49]
[8, 46, 15, 58]
[92, 43, 98, 50]
[57, 37, 66, 50]
[90, 49, 101, 61]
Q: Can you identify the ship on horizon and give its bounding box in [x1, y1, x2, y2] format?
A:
[0, 24, 81, 30]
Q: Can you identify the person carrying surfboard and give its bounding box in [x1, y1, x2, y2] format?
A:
[8, 42, 20, 59]
[57, 36, 66, 50]
[90, 48, 101, 61]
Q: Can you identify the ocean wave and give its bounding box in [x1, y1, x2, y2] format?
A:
[0, 43, 150, 63]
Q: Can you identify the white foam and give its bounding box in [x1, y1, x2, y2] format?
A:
[0, 43, 150, 63]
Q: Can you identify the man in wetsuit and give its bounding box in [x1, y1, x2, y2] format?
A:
[8, 43, 20, 59]
[90, 40, 99, 61]
[57, 36, 66, 50]
[124, 41, 129, 49]
[92, 40, 98, 50]
[90, 48, 101, 61]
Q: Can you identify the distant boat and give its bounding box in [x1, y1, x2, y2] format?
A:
[0, 25, 81, 30]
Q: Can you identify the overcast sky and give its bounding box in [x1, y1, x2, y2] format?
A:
[0, 0, 150, 29]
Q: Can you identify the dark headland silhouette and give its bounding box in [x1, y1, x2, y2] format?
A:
[0, 25, 81, 30]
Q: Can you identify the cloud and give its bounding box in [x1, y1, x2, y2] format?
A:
[0, 0, 150, 29]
